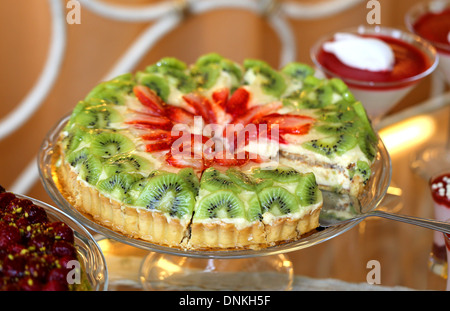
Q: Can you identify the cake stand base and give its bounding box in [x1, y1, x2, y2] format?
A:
[139, 252, 294, 291]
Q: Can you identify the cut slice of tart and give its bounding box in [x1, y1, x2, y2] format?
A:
[187, 167, 323, 249]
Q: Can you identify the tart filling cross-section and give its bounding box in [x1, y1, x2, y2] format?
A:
[54, 53, 378, 250]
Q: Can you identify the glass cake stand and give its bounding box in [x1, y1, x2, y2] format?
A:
[16, 193, 109, 291]
[37, 115, 391, 291]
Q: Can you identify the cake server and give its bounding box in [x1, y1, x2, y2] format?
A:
[320, 190, 450, 234]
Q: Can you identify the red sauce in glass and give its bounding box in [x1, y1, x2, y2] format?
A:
[413, 8, 450, 54]
[430, 173, 450, 208]
[316, 35, 430, 90]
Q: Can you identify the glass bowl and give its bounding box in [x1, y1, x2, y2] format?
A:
[8, 193, 109, 290]
[38, 115, 391, 259]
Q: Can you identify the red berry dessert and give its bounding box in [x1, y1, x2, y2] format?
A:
[0, 186, 89, 291]
[429, 173, 450, 267]
[406, 1, 450, 83]
[311, 27, 437, 118]
[53, 53, 378, 250]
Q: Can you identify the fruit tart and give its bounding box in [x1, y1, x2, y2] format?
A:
[0, 186, 91, 291]
[53, 53, 378, 250]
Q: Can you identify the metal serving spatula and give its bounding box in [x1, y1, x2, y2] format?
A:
[320, 190, 450, 234]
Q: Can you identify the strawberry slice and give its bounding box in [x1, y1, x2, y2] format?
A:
[182, 93, 216, 123]
[210, 88, 230, 124]
[226, 87, 250, 118]
[165, 150, 204, 170]
[256, 113, 315, 135]
[145, 140, 173, 152]
[133, 85, 166, 116]
[165, 106, 195, 126]
[212, 88, 229, 109]
[231, 101, 282, 127]
[141, 130, 173, 141]
[125, 114, 172, 131]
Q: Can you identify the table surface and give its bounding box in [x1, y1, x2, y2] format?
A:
[93, 91, 450, 291]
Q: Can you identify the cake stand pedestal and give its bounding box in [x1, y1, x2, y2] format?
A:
[139, 252, 293, 291]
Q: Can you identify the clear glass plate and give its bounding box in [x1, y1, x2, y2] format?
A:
[13, 193, 109, 290]
[38, 115, 391, 259]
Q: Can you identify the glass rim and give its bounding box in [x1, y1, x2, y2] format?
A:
[310, 25, 439, 89]
[405, 0, 450, 54]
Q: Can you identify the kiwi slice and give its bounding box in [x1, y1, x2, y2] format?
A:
[258, 187, 300, 216]
[225, 168, 274, 192]
[145, 58, 196, 94]
[302, 133, 358, 158]
[103, 153, 152, 176]
[200, 168, 239, 192]
[243, 59, 287, 98]
[353, 101, 377, 143]
[136, 72, 170, 102]
[252, 166, 301, 183]
[246, 194, 263, 222]
[314, 120, 358, 136]
[71, 102, 122, 129]
[220, 59, 243, 87]
[66, 149, 102, 185]
[225, 168, 257, 191]
[124, 175, 154, 205]
[90, 131, 135, 158]
[61, 125, 90, 156]
[295, 173, 321, 206]
[85, 75, 135, 105]
[358, 135, 377, 162]
[135, 172, 195, 219]
[195, 53, 224, 67]
[350, 161, 372, 185]
[152, 57, 188, 71]
[97, 173, 143, 201]
[281, 62, 315, 80]
[194, 190, 246, 220]
[178, 167, 200, 196]
[191, 65, 221, 90]
[316, 100, 357, 123]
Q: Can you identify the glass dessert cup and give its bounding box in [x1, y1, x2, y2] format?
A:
[310, 25, 438, 124]
[14, 193, 108, 291]
[38, 115, 391, 291]
[311, 26, 436, 214]
[406, 0, 450, 182]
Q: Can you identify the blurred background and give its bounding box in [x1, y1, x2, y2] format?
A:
[0, 0, 443, 203]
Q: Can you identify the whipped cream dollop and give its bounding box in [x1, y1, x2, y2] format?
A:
[323, 33, 395, 72]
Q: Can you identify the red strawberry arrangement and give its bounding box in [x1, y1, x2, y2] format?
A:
[127, 85, 315, 170]
[0, 186, 80, 291]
